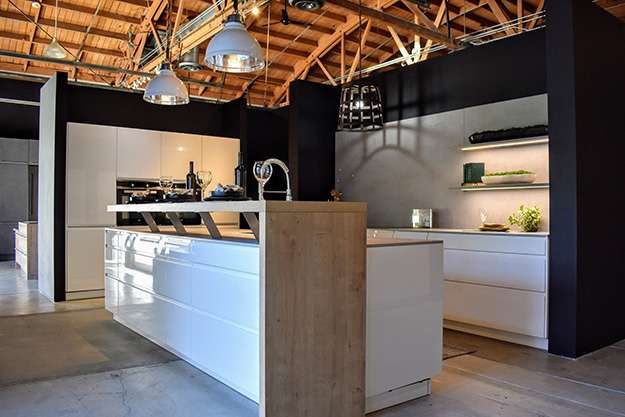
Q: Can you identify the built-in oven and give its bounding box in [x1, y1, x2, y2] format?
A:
[116, 179, 201, 226]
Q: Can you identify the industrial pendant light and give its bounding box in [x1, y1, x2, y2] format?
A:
[337, 0, 383, 131]
[204, 0, 265, 73]
[44, 0, 67, 59]
[143, 0, 189, 105]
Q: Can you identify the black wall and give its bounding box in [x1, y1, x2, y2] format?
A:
[547, 0, 625, 357]
[0, 77, 42, 139]
[371, 29, 547, 122]
[289, 80, 340, 201]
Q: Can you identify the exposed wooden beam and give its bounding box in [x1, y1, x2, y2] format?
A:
[346, 19, 372, 82]
[526, 0, 544, 29]
[22, 5, 42, 72]
[0, 30, 126, 58]
[387, 25, 412, 64]
[420, 0, 446, 61]
[517, 0, 523, 30]
[0, 9, 127, 41]
[172, 0, 186, 41]
[486, 0, 516, 35]
[149, 20, 163, 52]
[400, 0, 438, 32]
[39, 0, 142, 24]
[315, 57, 337, 86]
[325, 0, 456, 48]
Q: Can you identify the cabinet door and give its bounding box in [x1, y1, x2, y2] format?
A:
[0, 163, 28, 221]
[66, 123, 117, 226]
[161, 132, 203, 181]
[117, 127, 161, 179]
[66, 227, 106, 292]
[0, 138, 28, 162]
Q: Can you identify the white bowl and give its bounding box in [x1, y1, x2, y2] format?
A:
[481, 173, 536, 184]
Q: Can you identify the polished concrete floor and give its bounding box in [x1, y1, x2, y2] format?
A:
[1, 262, 625, 417]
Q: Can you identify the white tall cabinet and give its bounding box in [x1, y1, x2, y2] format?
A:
[64, 123, 239, 300]
[117, 128, 161, 180]
[66, 123, 117, 299]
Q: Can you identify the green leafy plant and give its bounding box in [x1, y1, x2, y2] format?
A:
[508, 205, 541, 232]
[484, 170, 534, 176]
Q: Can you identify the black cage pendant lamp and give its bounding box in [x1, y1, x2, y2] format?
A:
[337, 0, 383, 131]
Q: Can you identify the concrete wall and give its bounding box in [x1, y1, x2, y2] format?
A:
[335, 94, 549, 231]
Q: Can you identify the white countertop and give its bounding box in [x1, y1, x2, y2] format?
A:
[367, 237, 442, 247]
[378, 227, 549, 237]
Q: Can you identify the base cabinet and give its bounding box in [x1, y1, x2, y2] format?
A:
[66, 227, 106, 296]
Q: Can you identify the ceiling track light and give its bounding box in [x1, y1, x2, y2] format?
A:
[143, 0, 189, 105]
[204, 0, 265, 73]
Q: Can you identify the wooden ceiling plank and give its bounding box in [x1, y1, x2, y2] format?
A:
[40, 0, 142, 25]
[526, 0, 544, 29]
[315, 56, 337, 86]
[387, 25, 412, 64]
[172, 0, 186, 43]
[420, 0, 446, 61]
[517, 0, 522, 30]
[486, 0, 516, 35]
[325, 0, 455, 47]
[22, 5, 42, 72]
[399, 0, 438, 32]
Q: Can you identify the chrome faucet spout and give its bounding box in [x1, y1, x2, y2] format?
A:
[261, 158, 292, 201]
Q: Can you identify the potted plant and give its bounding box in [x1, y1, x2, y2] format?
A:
[508, 205, 541, 232]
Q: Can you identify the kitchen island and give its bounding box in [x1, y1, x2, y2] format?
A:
[106, 201, 443, 416]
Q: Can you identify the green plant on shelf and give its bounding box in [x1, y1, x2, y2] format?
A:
[508, 205, 541, 232]
[483, 170, 534, 176]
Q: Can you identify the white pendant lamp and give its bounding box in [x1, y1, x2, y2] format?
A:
[45, 0, 67, 59]
[204, 0, 265, 73]
[143, 0, 189, 105]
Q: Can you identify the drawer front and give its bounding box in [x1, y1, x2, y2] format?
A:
[15, 250, 27, 272]
[444, 281, 546, 338]
[118, 252, 156, 292]
[393, 231, 429, 240]
[105, 275, 118, 314]
[18, 223, 29, 236]
[126, 233, 162, 257]
[430, 232, 547, 255]
[15, 233, 27, 255]
[192, 240, 259, 274]
[152, 257, 193, 304]
[104, 245, 122, 280]
[107, 230, 129, 250]
[117, 281, 193, 358]
[444, 249, 547, 292]
[192, 264, 260, 331]
[159, 236, 194, 263]
[367, 229, 395, 239]
[192, 310, 260, 401]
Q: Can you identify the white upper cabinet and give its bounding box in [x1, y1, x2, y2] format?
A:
[201, 136, 240, 186]
[117, 127, 161, 179]
[66, 123, 117, 226]
[161, 132, 203, 181]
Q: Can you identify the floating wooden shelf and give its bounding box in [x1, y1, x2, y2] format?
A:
[461, 136, 549, 151]
[457, 182, 550, 191]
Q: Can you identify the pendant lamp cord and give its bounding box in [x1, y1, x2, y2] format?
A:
[165, 0, 172, 62]
[54, 0, 59, 38]
[358, 0, 362, 81]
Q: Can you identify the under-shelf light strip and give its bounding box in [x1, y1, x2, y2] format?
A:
[461, 137, 549, 151]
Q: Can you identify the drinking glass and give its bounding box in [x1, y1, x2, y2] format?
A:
[196, 170, 213, 200]
[159, 176, 174, 195]
[479, 208, 488, 225]
[253, 161, 273, 200]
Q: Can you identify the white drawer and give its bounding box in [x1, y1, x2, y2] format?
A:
[152, 257, 193, 304]
[15, 233, 27, 255]
[430, 232, 547, 255]
[15, 249, 27, 272]
[444, 249, 547, 292]
[191, 309, 260, 401]
[127, 233, 162, 257]
[106, 229, 128, 250]
[192, 240, 259, 274]
[392, 230, 430, 240]
[444, 281, 546, 338]
[105, 275, 118, 314]
[367, 229, 395, 239]
[159, 236, 194, 263]
[118, 252, 155, 291]
[117, 281, 193, 358]
[192, 264, 260, 331]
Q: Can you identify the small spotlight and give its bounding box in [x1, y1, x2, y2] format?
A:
[251, 6, 260, 15]
[31, 0, 42, 8]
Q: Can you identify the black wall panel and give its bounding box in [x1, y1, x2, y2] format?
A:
[0, 77, 43, 140]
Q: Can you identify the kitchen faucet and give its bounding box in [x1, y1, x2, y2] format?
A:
[260, 158, 292, 201]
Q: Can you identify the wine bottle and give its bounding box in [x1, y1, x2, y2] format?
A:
[234, 152, 247, 196]
[186, 161, 199, 201]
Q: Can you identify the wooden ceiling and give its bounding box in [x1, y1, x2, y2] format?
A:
[0, 0, 587, 107]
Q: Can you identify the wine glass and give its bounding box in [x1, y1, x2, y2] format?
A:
[479, 208, 488, 225]
[253, 161, 273, 200]
[196, 170, 213, 200]
[159, 176, 173, 195]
